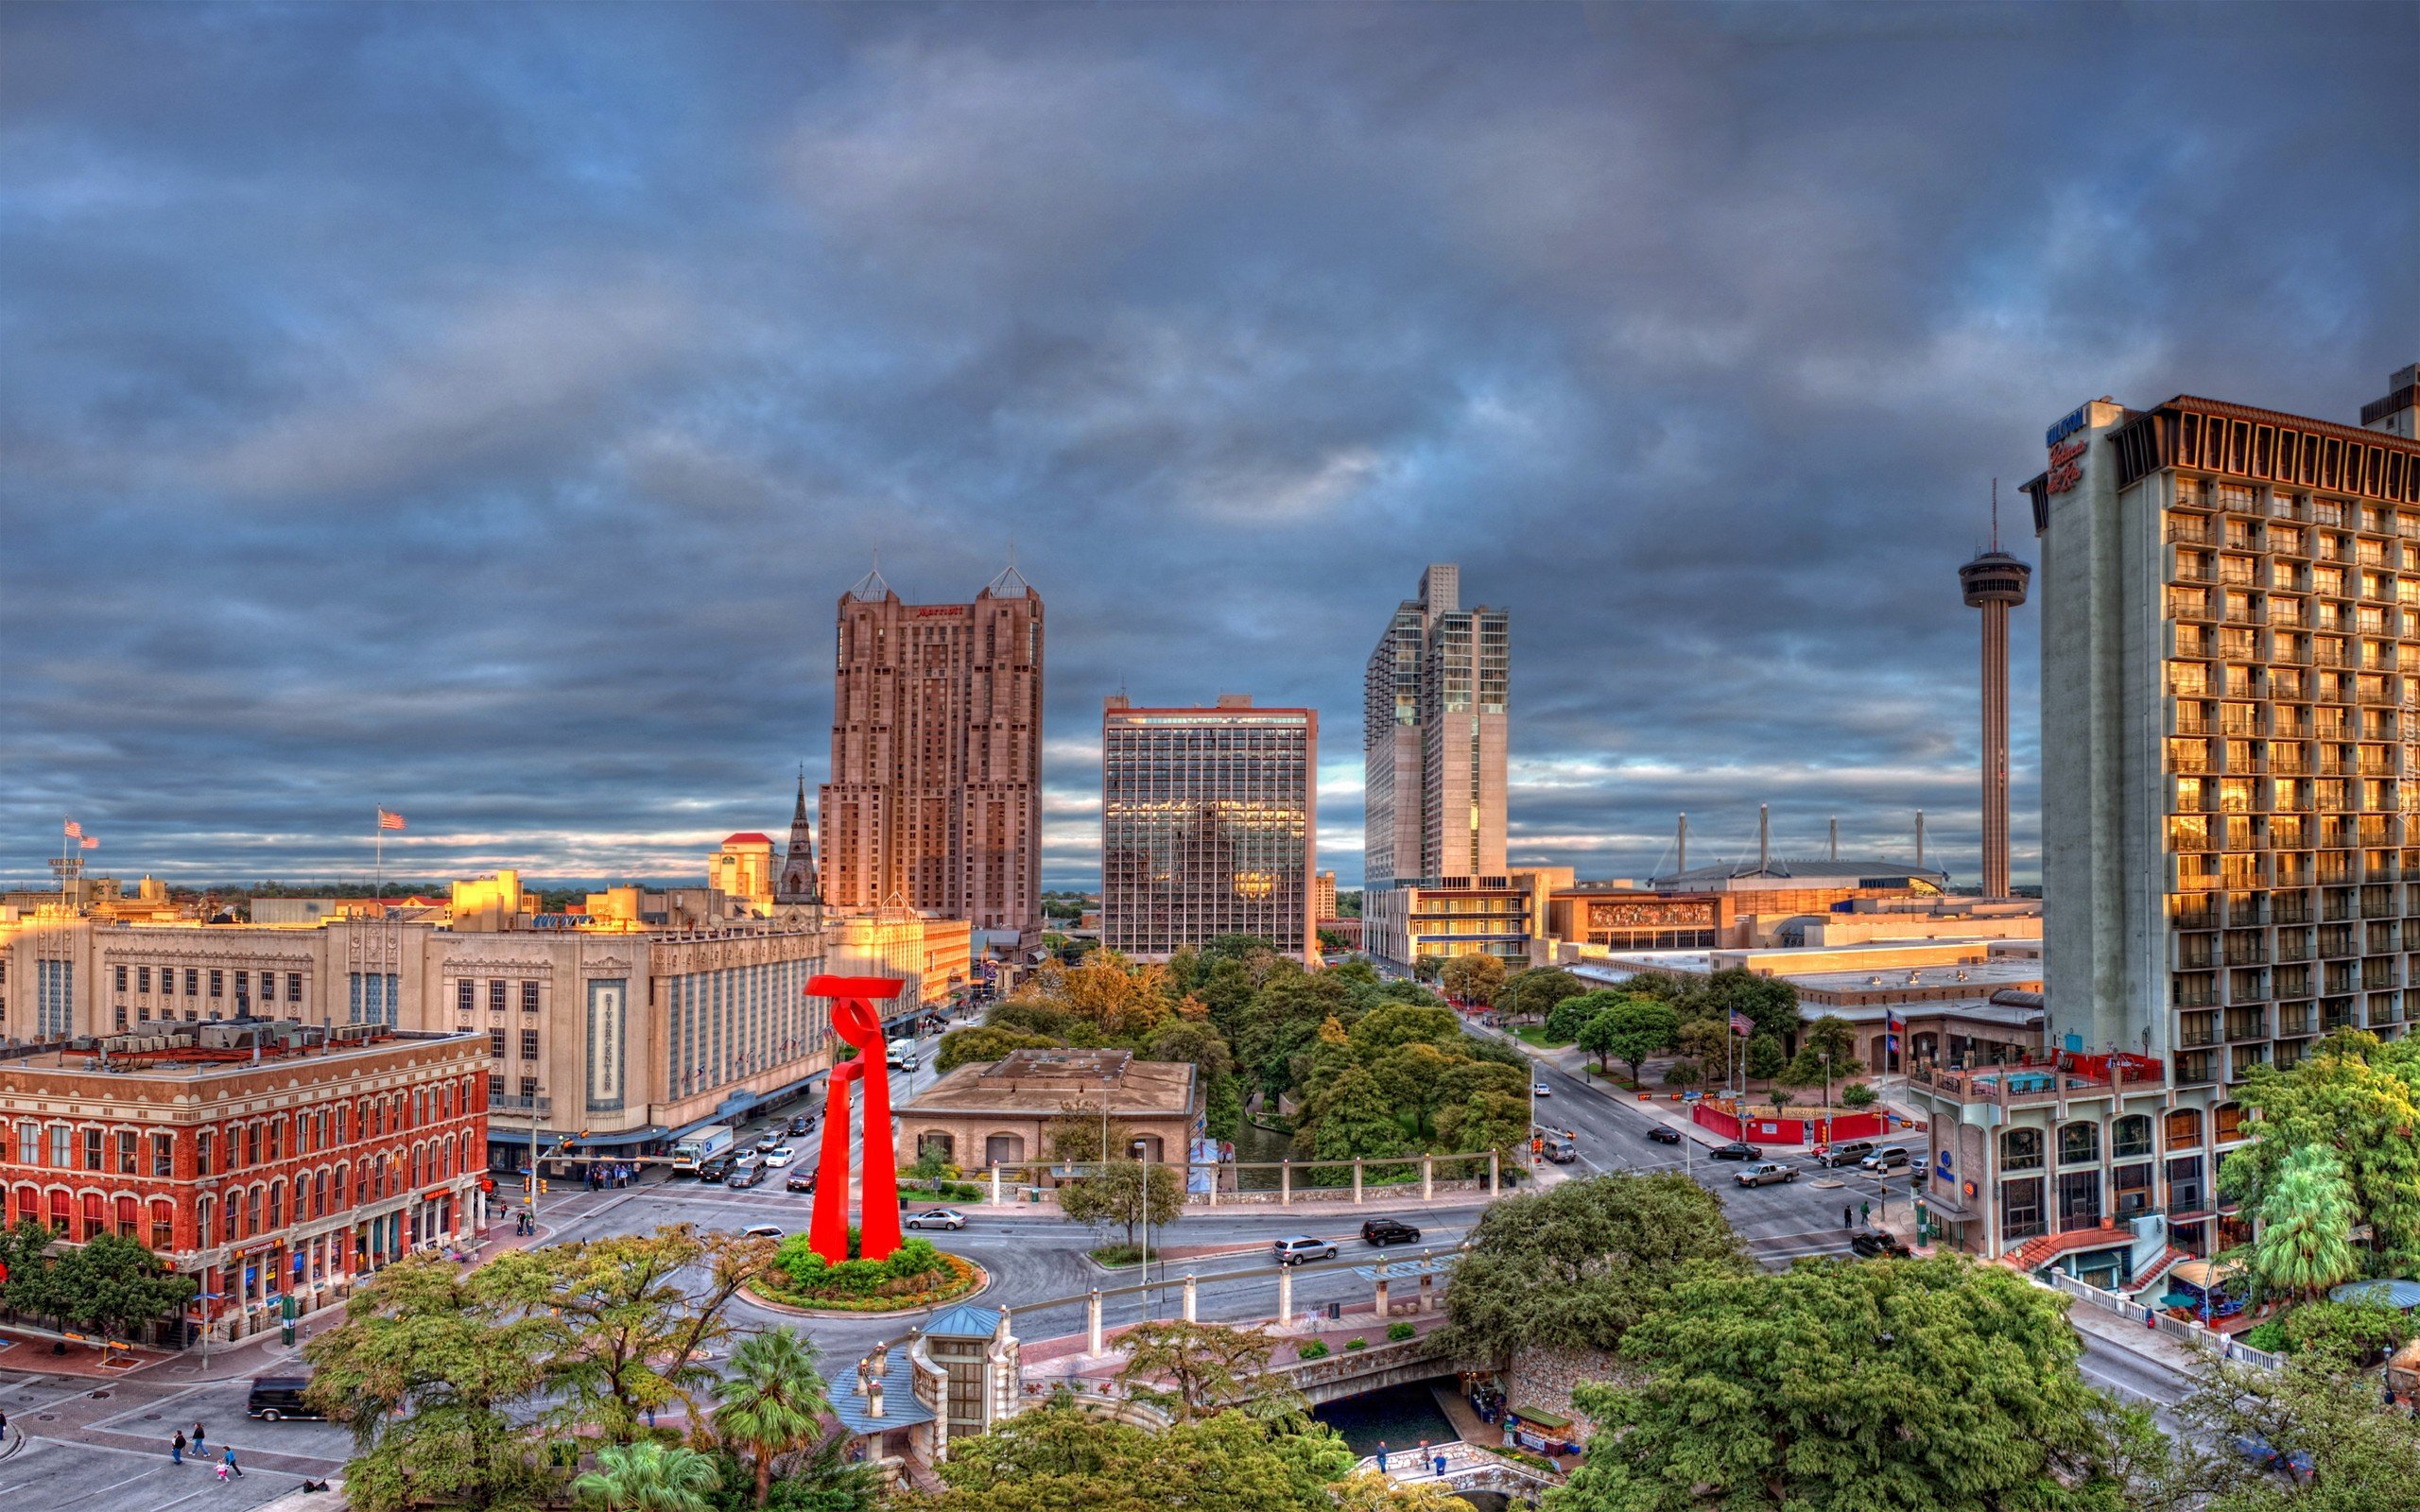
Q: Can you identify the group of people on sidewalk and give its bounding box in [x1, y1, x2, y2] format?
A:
[167, 1418, 243, 1480]
[1374, 1438, 1452, 1480]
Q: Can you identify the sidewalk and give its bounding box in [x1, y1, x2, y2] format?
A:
[2066, 1297, 2213, 1379]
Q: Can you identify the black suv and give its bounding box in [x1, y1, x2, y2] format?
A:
[1850, 1231, 1912, 1260]
[1361, 1217, 1422, 1246]
[698, 1155, 735, 1183]
[786, 1113, 815, 1137]
[1707, 1142, 1764, 1160]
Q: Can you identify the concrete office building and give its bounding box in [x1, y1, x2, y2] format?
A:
[1363, 868, 1570, 969]
[1100, 695, 1317, 963]
[820, 563, 1044, 939]
[1362, 565, 1509, 889]
[1905, 366, 2420, 1275]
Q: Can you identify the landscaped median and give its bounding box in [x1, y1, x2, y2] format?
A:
[742, 1233, 988, 1314]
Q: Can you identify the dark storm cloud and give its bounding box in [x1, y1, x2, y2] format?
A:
[2, 2, 2411, 889]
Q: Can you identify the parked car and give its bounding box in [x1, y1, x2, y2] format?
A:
[2231, 1435, 2315, 1484]
[725, 1162, 766, 1190]
[785, 1170, 817, 1194]
[1646, 1125, 1684, 1145]
[1531, 1080, 1553, 1096]
[1361, 1217, 1422, 1246]
[740, 1223, 785, 1241]
[1850, 1230, 1912, 1259]
[697, 1155, 735, 1183]
[247, 1375, 323, 1421]
[763, 1146, 797, 1169]
[1708, 1142, 1764, 1160]
[1817, 1141, 1876, 1168]
[1859, 1146, 1912, 1173]
[905, 1208, 967, 1230]
[1272, 1235, 1338, 1265]
[1734, 1161, 1797, 1188]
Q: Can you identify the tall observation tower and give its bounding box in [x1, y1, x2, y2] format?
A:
[1960, 487, 2031, 899]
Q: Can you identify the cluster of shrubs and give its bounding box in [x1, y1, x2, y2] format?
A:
[771, 1234, 951, 1297]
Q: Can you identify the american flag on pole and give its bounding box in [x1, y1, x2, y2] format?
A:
[377, 809, 406, 831]
[1729, 1011, 1754, 1037]
[62, 819, 82, 838]
[79, 836, 97, 850]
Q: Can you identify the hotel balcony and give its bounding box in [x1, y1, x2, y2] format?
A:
[2174, 1050, 2221, 1087]
[2277, 1005, 2319, 1038]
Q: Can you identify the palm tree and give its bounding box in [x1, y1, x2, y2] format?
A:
[2249, 1144, 2359, 1302]
[573, 1439, 720, 1512]
[713, 1326, 834, 1507]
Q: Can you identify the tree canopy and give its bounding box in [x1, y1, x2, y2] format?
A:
[1057, 1159, 1184, 1247]
[1578, 997, 1681, 1081]
[2221, 1030, 2420, 1277]
[908, 1399, 1358, 1512]
[1439, 1173, 1747, 1365]
[1553, 1255, 2131, 1512]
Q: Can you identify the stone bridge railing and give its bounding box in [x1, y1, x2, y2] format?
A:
[1270, 1333, 1453, 1405]
[1357, 1440, 1556, 1503]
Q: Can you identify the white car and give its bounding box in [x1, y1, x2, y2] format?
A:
[1532, 1081, 1552, 1096]
[905, 1208, 966, 1231]
[762, 1146, 797, 1169]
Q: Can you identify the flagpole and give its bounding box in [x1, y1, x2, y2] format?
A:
[374, 810, 385, 909]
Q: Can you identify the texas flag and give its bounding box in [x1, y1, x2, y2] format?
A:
[1885, 1010, 1902, 1054]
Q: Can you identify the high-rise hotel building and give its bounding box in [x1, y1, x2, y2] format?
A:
[820, 564, 1044, 938]
[1100, 695, 1317, 963]
[1908, 365, 2420, 1270]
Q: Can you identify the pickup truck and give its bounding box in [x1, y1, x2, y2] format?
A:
[1733, 1161, 1798, 1188]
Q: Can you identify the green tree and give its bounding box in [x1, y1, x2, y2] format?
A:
[1439, 1174, 1746, 1366]
[1297, 1063, 1409, 1160]
[1676, 1016, 1732, 1074]
[1056, 1160, 1184, 1250]
[2139, 1354, 2420, 1512]
[574, 1440, 721, 1512]
[2277, 1295, 2414, 1366]
[1745, 1033, 1786, 1083]
[1437, 954, 1507, 1007]
[1554, 1255, 2130, 1512]
[302, 1254, 557, 1512]
[713, 1327, 833, 1507]
[935, 1025, 1060, 1073]
[916, 1400, 1355, 1512]
[1503, 967, 1588, 1023]
[53, 1232, 198, 1343]
[1802, 1014, 1860, 1071]
[1114, 1319, 1286, 1420]
[0, 1218, 66, 1329]
[483, 1226, 767, 1444]
[1346, 1002, 1464, 1056]
[1437, 1057, 1531, 1108]
[1579, 998, 1681, 1081]
[1703, 968, 1801, 1042]
[2244, 1143, 2360, 1301]
[1374, 1041, 1457, 1137]
[2222, 1031, 2420, 1274]
[1544, 988, 1609, 1045]
[1434, 1089, 1531, 1161]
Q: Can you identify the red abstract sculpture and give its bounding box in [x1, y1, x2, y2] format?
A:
[807, 975, 907, 1262]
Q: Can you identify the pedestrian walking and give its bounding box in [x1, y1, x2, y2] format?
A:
[1859, 1200, 1872, 1226]
[172, 1430, 186, 1464]
[223, 1447, 243, 1479]
[1842, 1204, 1854, 1228]
[192, 1419, 207, 1452]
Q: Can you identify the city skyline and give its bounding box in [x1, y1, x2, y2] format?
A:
[4, 6, 2411, 893]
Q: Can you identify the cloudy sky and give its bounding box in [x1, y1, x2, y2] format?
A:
[3, 3, 2411, 893]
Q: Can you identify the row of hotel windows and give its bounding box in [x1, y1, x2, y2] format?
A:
[1, 1135, 474, 1248]
[112, 965, 304, 1001]
[8, 1087, 477, 1178]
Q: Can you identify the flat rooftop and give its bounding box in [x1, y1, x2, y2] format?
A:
[1, 1025, 477, 1080]
[901, 1048, 1197, 1117]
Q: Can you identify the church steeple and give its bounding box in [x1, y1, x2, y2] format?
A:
[777, 765, 820, 904]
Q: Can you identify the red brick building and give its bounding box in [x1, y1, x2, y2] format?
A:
[0, 1021, 487, 1347]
